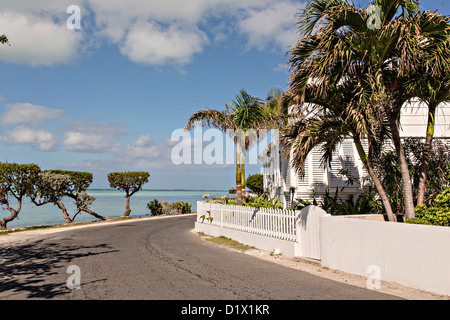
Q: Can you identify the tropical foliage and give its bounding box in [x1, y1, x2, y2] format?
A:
[407, 187, 450, 226]
[185, 89, 272, 205]
[146, 199, 192, 216]
[246, 173, 264, 195]
[282, 0, 450, 221]
[292, 189, 377, 216]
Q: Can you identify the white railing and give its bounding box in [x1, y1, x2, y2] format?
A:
[197, 202, 297, 242]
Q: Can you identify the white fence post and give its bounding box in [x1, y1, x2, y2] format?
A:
[197, 201, 298, 242]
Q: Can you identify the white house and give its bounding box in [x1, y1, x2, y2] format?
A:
[259, 100, 450, 209]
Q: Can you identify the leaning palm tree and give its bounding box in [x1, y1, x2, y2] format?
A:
[286, 0, 449, 219]
[185, 89, 268, 204]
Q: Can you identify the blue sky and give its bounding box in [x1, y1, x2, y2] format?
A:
[0, 0, 448, 190]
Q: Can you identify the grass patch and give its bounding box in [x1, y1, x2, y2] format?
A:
[199, 233, 256, 252]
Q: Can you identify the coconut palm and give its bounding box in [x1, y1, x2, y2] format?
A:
[185, 89, 268, 204]
[285, 0, 449, 219]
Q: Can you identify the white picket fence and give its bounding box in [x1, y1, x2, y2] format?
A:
[197, 202, 297, 242]
[196, 201, 329, 259]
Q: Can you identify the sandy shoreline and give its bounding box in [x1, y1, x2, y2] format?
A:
[1, 214, 448, 300]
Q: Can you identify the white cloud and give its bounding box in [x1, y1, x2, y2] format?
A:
[90, 0, 301, 66]
[119, 21, 207, 66]
[0, 12, 83, 67]
[0, 125, 58, 151]
[239, 1, 301, 50]
[1, 103, 66, 126]
[0, 0, 303, 67]
[109, 135, 175, 169]
[63, 121, 126, 153]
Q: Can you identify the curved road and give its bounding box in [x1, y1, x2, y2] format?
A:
[0, 215, 402, 300]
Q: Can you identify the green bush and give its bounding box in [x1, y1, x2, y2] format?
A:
[406, 187, 450, 226]
[246, 174, 264, 195]
[147, 199, 164, 215]
[171, 201, 192, 214]
[292, 188, 375, 215]
[243, 195, 282, 209]
[147, 199, 192, 216]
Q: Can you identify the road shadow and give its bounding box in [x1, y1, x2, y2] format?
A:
[0, 239, 117, 299]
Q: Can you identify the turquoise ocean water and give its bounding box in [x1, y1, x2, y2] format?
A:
[3, 190, 228, 229]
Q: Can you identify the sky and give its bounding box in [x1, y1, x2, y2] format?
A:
[0, 0, 448, 190]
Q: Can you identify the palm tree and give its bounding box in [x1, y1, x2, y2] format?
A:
[185, 89, 267, 204]
[281, 79, 397, 221]
[286, 0, 449, 219]
[414, 75, 450, 205]
[404, 25, 450, 205]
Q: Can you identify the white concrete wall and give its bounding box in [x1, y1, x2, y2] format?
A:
[320, 215, 450, 296]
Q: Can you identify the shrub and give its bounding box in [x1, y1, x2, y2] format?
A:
[243, 195, 282, 209]
[171, 201, 192, 214]
[246, 174, 264, 195]
[406, 187, 450, 226]
[147, 199, 192, 215]
[292, 188, 376, 215]
[147, 199, 164, 215]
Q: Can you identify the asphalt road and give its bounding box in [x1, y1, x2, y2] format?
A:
[0, 214, 402, 300]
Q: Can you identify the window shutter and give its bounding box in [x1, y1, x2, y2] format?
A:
[329, 140, 360, 187]
[297, 154, 310, 187]
[312, 147, 325, 185]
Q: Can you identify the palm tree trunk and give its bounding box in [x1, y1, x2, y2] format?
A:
[241, 153, 246, 199]
[416, 105, 436, 206]
[354, 139, 396, 222]
[387, 115, 415, 219]
[236, 141, 243, 205]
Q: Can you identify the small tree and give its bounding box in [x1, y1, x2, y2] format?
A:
[47, 170, 109, 221]
[30, 171, 73, 223]
[246, 173, 264, 195]
[108, 171, 150, 216]
[0, 163, 40, 229]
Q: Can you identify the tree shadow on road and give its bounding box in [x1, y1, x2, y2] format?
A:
[0, 239, 117, 299]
